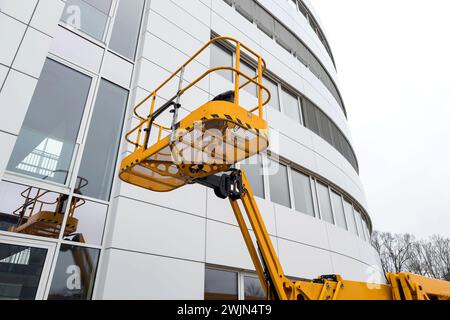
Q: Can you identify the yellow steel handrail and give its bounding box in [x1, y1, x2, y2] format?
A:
[133, 36, 269, 119]
[126, 36, 271, 150]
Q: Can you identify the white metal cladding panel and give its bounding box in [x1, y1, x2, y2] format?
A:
[206, 189, 277, 236]
[12, 27, 53, 78]
[107, 196, 206, 262]
[205, 219, 279, 271]
[275, 204, 330, 249]
[205, 219, 255, 270]
[0, 70, 38, 135]
[116, 180, 207, 218]
[0, 0, 39, 24]
[0, 64, 7, 85]
[49, 26, 104, 73]
[145, 8, 210, 58]
[278, 238, 334, 280]
[0, 13, 27, 66]
[0, 132, 16, 177]
[96, 248, 205, 300]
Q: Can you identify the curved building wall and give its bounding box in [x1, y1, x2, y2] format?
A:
[0, 0, 383, 300]
[96, 0, 384, 299]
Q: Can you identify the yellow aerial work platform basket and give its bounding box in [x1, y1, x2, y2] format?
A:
[119, 37, 271, 192]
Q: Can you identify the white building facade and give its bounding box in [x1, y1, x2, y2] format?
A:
[0, 0, 383, 300]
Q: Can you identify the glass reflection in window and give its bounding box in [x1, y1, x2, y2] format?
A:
[109, 0, 145, 60]
[63, 198, 108, 246]
[291, 170, 314, 217]
[268, 161, 291, 208]
[76, 80, 128, 201]
[47, 244, 100, 300]
[316, 182, 334, 224]
[244, 276, 265, 300]
[61, 0, 113, 41]
[7, 59, 91, 185]
[211, 44, 233, 81]
[204, 268, 238, 300]
[240, 155, 265, 199]
[0, 180, 69, 240]
[0, 243, 47, 300]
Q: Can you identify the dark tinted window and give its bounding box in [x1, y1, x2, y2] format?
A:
[0, 244, 47, 300]
[205, 268, 238, 300]
[47, 245, 100, 300]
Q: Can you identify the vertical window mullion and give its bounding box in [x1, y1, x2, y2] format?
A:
[286, 166, 295, 210]
[261, 155, 270, 200]
[327, 187, 337, 226]
[340, 195, 349, 230]
[309, 177, 318, 218]
[312, 179, 322, 220]
[104, 0, 121, 45]
[277, 83, 285, 114]
[298, 96, 304, 126]
[238, 272, 245, 300]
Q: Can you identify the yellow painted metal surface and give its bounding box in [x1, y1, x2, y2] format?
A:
[119, 37, 270, 192]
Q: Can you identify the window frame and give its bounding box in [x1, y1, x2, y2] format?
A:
[5, 56, 100, 192]
[267, 159, 292, 209]
[107, 0, 146, 61]
[59, 0, 117, 45]
[280, 86, 302, 124]
[329, 189, 348, 231]
[290, 168, 315, 217]
[204, 266, 239, 300]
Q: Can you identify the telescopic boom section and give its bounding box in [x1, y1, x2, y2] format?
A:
[228, 171, 293, 300]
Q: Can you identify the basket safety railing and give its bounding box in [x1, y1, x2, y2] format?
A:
[125, 36, 271, 153]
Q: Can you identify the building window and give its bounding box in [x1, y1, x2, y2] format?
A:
[281, 88, 301, 123]
[317, 109, 333, 145]
[109, 0, 145, 60]
[47, 244, 100, 300]
[62, 198, 108, 246]
[211, 44, 233, 81]
[244, 276, 265, 300]
[0, 180, 71, 240]
[263, 77, 280, 111]
[268, 161, 291, 208]
[76, 80, 128, 201]
[60, 0, 113, 42]
[0, 243, 47, 300]
[205, 267, 266, 301]
[240, 155, 265, 199]
[330, 191, 347, 230]
[343, 199, 358, 236]
[235, 0, 255, 23]
[316, 182, 334, 224]
[354, 208, 366, 241]
[204, 268, 238, 300]
[291, 169, 314, 217]
[7, 59, 92, 185]
[239, 61, 257, 96]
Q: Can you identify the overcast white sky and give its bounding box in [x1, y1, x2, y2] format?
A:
[311, 0, 450, 239]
